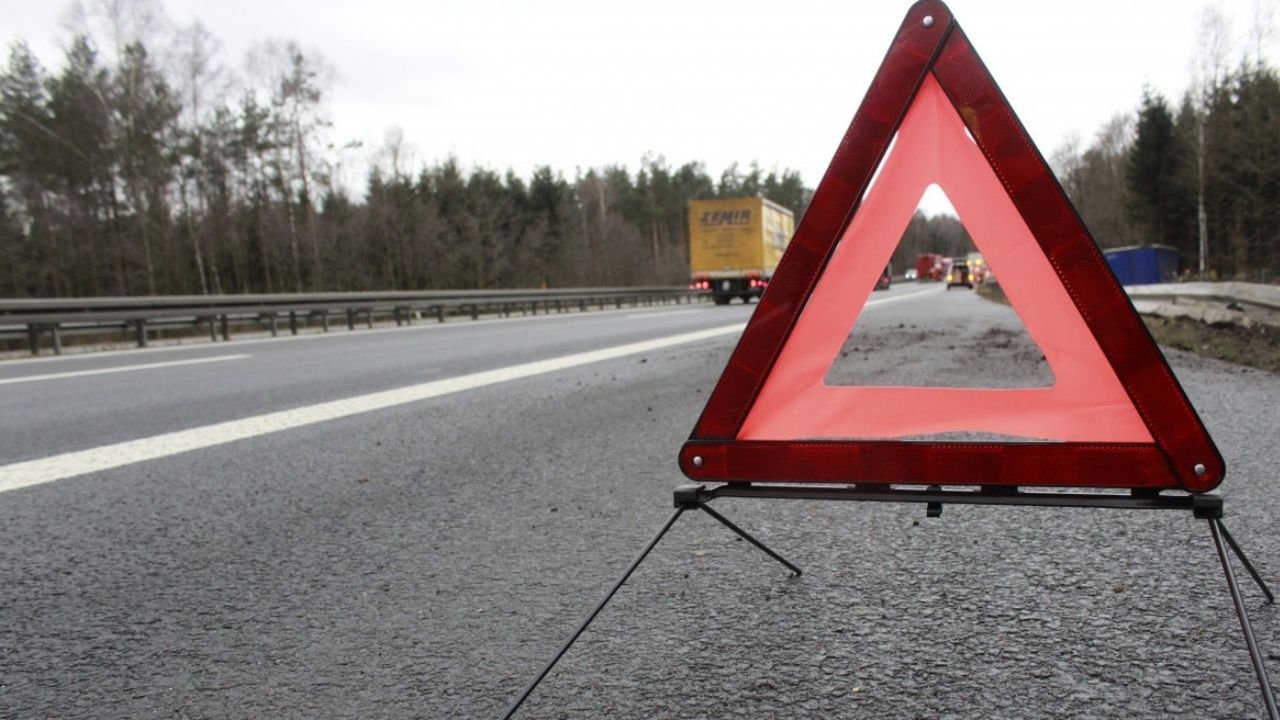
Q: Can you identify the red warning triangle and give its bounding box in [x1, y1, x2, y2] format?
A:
[679, 0, 1224, 492]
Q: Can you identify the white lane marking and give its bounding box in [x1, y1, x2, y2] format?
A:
[0, 355, 251, 386]
[0, 323, 746, 493]
[626, 309, 706, 319]
[623, 287, 937, 320]
[865, 286, 944, 307]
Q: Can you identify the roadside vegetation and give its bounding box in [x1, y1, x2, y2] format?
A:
[977, 281, 1279, 374]
[1142, 315, 1280, 373]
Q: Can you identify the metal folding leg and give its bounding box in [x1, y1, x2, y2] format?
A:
[1209, 518, 1278, 720]
[501, 491, 799, 719]
[1217, 521, 1276, 604]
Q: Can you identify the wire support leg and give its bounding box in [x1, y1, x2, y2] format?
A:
[1209, 518, 1279, 720]
[500, 506, 686, 720]
[697, 503, 802, 577]
[1218, 521, 1276, 604]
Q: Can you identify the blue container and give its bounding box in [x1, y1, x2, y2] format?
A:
[1103, 245, 1180, 285]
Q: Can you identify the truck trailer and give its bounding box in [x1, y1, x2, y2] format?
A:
[688, 197, 796, 305]
[1103, 245, 1180, 285]
[915, 253, 947, 281]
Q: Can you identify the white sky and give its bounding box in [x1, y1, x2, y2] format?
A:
[2, 0, 1277, 207]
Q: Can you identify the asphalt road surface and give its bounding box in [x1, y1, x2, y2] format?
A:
[1, 285, 1276, 719]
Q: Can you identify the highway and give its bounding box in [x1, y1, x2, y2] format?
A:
[1, 284, 1277, 719]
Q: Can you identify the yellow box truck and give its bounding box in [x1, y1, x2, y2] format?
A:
[688, 197, 796, 305]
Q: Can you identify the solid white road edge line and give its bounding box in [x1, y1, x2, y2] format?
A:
[626, 309, 704, 319]
[0, 354, 251, 386]
[0, 323, 746, 493]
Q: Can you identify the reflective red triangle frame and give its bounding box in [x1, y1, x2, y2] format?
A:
[678, 0, 1224, 492]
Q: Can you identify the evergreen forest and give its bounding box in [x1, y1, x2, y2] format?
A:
[1, 5, 1275, 298]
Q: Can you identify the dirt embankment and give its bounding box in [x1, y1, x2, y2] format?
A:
[1140, 315, 1280, 373]
[976, 282, 1280, 374]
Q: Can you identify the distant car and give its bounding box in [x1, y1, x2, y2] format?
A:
[946, 262, 972, 289]
[904, 268, 918, 281]
[874, 265, 891, 291]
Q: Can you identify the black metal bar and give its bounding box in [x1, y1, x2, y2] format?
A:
[696, 503, 802, 576]
[705, 483, 1216, 513]
[501, 506, 687, 720]
[50, 324, 61, 355]
[220, 315, 230, 341]
[289, 311, 299, 335]
[27, 324, 39, 356]
[1217, 522, 1275, 603]
[1209, 519, 1279, 720]
[134, 319, 147, 348]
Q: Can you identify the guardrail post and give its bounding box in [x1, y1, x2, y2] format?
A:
[134, 319, 148, 348]
[366, 309, 373, 329]
[435, 306, 446, 323]
[268, 314, 279, 337]
[319, 311, 330, 332]
[220, 315, 230, 341]
[50, 324, 62, 355]
[469, 304, 479, 321]
[346, 309, 355, 331]
[394, 307, 403, 326]
[208, 317, 217, 342]
[289, 312, 299, 335]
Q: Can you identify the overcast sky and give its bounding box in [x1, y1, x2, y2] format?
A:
[3, 0, 1277, 206]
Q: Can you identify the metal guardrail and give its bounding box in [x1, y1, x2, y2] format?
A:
[1125, 281, 1280, 328]
[5, 281, 1273, 358]
[0, 287, 709, 356]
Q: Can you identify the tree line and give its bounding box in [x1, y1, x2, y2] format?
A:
[0, 10, 811, 298]
[1, 3, 1274, 299]
[1055, 9, 1278, 282]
